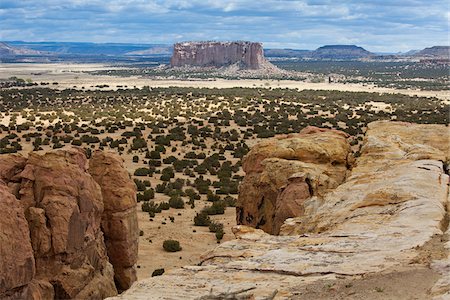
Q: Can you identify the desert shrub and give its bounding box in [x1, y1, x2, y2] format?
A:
[215, 230, 224, 241]
[141, 201, 161, 216]
[159, 201, 170, 210]
[207, 191, 221, 202]
[71, 139, 82, 146]
[163, 240, 181, 252]
[134, 167, 151, 176]
[134, 179, 146, 192]
[202, 201, 225, 215]
[208, 221, 224, 233]
[193, 212, 211, 226]
[223, 196, 236, 207]
[151, 268, 165, 277]
[168, 196, 184, 209]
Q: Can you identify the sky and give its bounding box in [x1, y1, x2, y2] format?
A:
[0, 0, 448, 52]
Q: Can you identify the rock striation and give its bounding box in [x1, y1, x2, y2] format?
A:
[111, 121, 449, 299]
[170, 41, 268, 69]
[0, 148, 138, 299]
[89, 151, 139, 291]
[238, 126, 353, 234]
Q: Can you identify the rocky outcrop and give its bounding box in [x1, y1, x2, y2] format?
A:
[0, 148, 139, 299]
[170, 41, 268, 69]
[0, 182, 37, 299]
[111, 121, 449, 299]
[237, 126, 353, 234]
[89, 151, 139, 291]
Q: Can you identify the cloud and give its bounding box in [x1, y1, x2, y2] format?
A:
[0, 0, 447, 51]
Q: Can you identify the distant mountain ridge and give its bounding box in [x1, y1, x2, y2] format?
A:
[0, 42, 44, 56]
[413, 46, 449, 58]
[6, 41, 170, 56]
[1, 41, 448, 61]
[265, 45, 374, 59]
[311, 45, 373, 59]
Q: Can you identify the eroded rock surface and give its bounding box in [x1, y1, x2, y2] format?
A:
[0, 148, 139, 299]
[112, 121, 449, 299]
[238, 126, 353, 234]
[89, 150, 139, 291]
[170, 41, 268, 69]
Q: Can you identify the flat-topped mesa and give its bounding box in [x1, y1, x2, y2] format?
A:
[170, 41, 268, 69]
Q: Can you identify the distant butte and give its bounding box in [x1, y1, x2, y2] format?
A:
[170, 41, 270, 69]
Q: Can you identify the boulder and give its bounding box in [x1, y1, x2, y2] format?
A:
[89, 150, 139, 291]
[237, 127, 352, 234]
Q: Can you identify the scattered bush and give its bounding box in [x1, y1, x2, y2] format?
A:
[193, 212, 211, 226]
[151, 268, 165, 277]
[163, 240, 182, 252]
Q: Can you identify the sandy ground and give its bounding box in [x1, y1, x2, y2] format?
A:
[1, 63, 448, 101]
[136, 204, 236, 279]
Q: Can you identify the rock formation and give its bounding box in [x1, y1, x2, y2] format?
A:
[170, 41, 269, 69]
[89, 151, 139, 291]
[238, 126, 353, 234]
[111, 121, 449, 299]
[0, 148, 138, 299]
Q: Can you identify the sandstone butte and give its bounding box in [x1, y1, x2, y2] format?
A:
[170, 41, 269, 69]
[111, 121, 450, 300]
[0, 148, 139, 299]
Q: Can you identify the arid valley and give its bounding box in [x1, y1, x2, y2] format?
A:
[1, 1, 449, 299]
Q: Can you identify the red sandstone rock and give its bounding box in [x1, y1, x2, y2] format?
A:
[238, 128, 352, 234]
[89, 150, 139, 291]
[0, 182, 35, 298]
[0, 148, 127, 299]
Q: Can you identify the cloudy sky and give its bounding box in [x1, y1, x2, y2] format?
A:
[0, 0, 448, 52]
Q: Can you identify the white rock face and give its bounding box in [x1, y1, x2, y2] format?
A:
[110, 121, 450, 300]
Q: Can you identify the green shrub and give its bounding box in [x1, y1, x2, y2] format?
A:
[193, 212, 211, 226]
[202, 201, 225, 215]
[159, 201, 170, 210]
[208, 221, 224, 233]
[215, 230, 224, 241]
[163, 240, 181, 252]
[169, 196, 184, 209]
[151, 268, 165, 277]
[134, 167, 151, 176]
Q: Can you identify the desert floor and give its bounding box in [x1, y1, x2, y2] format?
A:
[1, 63, 448, 102]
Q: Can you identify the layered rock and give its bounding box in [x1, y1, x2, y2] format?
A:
[112, 121, 449, 299]
[238, 126, 353, 234]
[170, 41, 268, 69]
[89, 151, 139, 291]
[0, 148, 139, 299]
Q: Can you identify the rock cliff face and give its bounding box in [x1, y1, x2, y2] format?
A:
[111, 121, 449, 299]
[238, 126, 353, 234]
[0, 148, 138, 299]
[170, 41, 268, 69]
[89, 151, 139, 291]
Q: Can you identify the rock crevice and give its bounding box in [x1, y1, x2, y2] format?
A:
[0, 148, 138, 299]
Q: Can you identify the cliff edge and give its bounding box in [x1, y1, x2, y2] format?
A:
[110, 121, 450, 300]
[170, 41, 272, 70]
[0, 148, 139, 299]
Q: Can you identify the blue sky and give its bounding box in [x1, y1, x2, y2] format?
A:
[0, 0, 448, 52]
